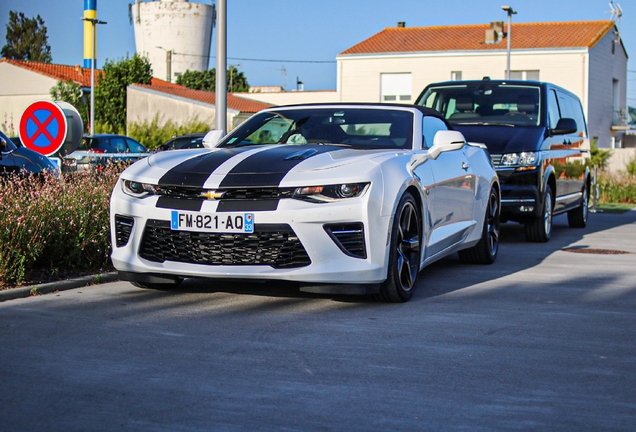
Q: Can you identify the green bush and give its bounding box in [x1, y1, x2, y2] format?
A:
[597, 171, 636, 204]
[0, 165, 124, 285]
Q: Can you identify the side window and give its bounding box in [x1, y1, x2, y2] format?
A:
[567, 96, 587, 137]
[110, 137, 127, 153]
[126, 139, 146, 153]
[422, 116, 448, 149]
[547, 90, 561, 129]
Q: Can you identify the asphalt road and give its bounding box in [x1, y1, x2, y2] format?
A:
[1, 210, 635, 431]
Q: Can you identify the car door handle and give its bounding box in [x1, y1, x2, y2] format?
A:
[461, 162, 470, 171]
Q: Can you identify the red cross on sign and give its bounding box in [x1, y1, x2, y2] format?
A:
[19, 100, 68, 156]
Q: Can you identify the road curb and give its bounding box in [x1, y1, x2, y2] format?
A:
[0, 272, 119, 302]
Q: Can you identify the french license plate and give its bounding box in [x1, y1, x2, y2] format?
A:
[171, 211, 254, 233]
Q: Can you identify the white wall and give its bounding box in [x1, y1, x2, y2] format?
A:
[235, 90, 340, 106]
[126, 85, 244, 131]
[0, 62, 59, 135]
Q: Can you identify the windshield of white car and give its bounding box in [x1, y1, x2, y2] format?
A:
[218, 108, 414, 150]
[417, 84, 541, 127]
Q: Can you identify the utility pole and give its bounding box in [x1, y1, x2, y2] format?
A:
[502, 5, 517, 80]
[81, 17, 107, 137]
[215, 0, 227, 134]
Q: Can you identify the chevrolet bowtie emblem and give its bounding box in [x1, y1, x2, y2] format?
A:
[199, 190, 225, 200]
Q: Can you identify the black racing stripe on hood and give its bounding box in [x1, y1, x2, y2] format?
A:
[219, 145, 344, 188]
[158, 147, 255, 187]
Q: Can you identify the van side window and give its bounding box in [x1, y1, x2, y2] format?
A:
[422, 116, 448, 149]
[547, 90, 560, 129]
[567, 95, 587, 137]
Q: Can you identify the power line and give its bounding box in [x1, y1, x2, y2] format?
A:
[222, 56, 336, 64]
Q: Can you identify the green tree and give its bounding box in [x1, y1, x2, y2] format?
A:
[94, 54, 152, 132]
[1, 11, 52, 62]
[49, 80, 89, 132]
[176, 67, 249, 92]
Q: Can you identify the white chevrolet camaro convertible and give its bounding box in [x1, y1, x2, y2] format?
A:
[110, 103, 500, 302]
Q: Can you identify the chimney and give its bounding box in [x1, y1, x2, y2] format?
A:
[75, 64, 82, 75]
[485, 21, 505, 44]
[397, 22, 405, 28]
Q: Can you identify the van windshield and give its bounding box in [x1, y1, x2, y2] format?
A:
[417, 83, 541, 127]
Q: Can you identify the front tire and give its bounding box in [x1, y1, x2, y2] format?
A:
[567, 182, 589, 228]
[375, 192, 422, 303]
[525, 185, 553, 243]
[459, 186, 500, 264]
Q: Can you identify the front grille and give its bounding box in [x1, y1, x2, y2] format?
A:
[324, 223, 366, 259]
[114, 215, 134, 247]
[139, 219, 311, 268]
[490, 154, 502, 168]
[156, 186, 295, 200]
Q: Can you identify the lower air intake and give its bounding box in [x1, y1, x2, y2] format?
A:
[139, 219, 311, 268]
[324, 223, 367, 259]
[114, 215, 134, 247]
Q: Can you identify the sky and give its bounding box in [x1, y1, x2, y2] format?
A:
[0, 0, 634, 105]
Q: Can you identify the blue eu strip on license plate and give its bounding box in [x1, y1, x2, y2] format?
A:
[171, 211, 255, 233]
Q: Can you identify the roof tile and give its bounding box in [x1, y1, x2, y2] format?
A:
[1, 59, 270, 113]
[339, 20, 616, 55]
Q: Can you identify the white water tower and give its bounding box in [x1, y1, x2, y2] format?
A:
[131, 0, 215, 83]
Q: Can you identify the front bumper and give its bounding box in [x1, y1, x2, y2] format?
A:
[110, 184, 391, 284]
[496, 167, 541, 219]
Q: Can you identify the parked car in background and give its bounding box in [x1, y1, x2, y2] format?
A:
[416, 79, 591, 242]
[64, 134, 149, 172]
[0, 130, 57, 176]
[111, 103, 500, 302]
[159, 133, 206, 151]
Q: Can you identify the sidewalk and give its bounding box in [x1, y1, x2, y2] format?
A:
[0, 272, 119, 302]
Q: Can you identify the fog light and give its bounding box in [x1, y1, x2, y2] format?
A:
[519, 206, 534, 212]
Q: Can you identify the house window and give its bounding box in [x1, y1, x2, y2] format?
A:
[510, 70, 540, 81]
[451, 71, 462, 81]
[381, 73, 411, 102]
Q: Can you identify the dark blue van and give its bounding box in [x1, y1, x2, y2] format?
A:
[416, 79, 590, 242]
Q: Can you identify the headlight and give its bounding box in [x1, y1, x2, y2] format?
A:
[500, 152, 541, 167]
[122, 179, 159, 198]
[292, 182, 370, 203]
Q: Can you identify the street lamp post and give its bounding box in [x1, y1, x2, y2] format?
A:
[501, 5, 517, 80]
[81, 17, 107, 136]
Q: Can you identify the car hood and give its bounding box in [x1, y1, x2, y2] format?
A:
[11, 146, 57, 173]
[133, 144, 397, 188]
[452, 125, 546, 154]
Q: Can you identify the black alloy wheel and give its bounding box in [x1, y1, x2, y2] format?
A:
[458, 186, 500, 264]
[375, 192, 422, 303]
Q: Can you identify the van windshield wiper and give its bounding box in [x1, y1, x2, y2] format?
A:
[453, 121, 516, 127]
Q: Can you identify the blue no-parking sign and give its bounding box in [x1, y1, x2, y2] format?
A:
[19, 100, 68, 157]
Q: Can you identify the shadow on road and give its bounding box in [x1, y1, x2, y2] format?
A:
[128, 210, 636, 305]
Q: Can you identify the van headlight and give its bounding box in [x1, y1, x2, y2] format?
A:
[500, 152, 541, 167]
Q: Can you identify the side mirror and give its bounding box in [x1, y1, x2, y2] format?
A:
[202, 130, 225, 148]
[428, 130, 466, 160]
[551, 118, 577, 136]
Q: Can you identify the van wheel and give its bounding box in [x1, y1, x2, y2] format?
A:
[567, 183, 588, 228]
[459, 186, 500, 264]
[375, 192, 421, 303]
[525, 185, 552, 243]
